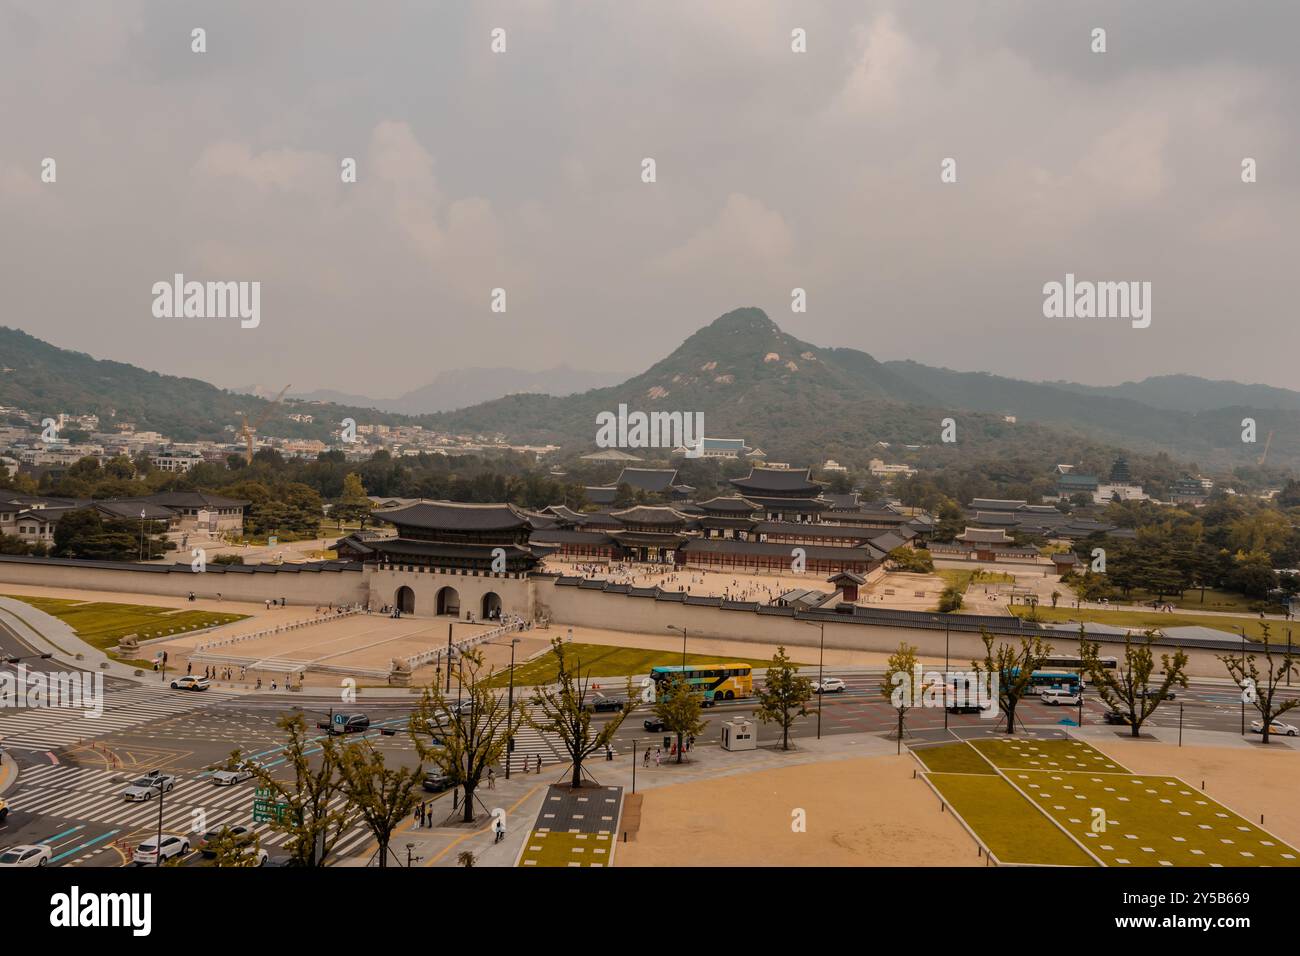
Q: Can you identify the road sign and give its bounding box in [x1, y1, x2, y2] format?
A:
[253, 786, 292, 824]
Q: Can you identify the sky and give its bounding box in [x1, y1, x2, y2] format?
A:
[1, 0, 1297, 397]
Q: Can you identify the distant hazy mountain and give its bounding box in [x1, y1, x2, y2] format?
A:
[5, 316, 1299, 471]
[425, 308, 1300, 470]
[258, 366, 627, 415]
[1049, 375, 1300, 413]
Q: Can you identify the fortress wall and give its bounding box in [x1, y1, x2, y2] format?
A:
[0, 558, 367, 606]
[535, 577, 1236, 679]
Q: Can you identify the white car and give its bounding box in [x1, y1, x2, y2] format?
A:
[211, 763, 259, 786]
[814, 677, 847, 694]
[170, 675, 210, 692]
[122, 772, 177, 801]
[0, 844, 52, 867]
[1250, 719, 1299, 737]
[1041, 687, 1082, 706]
[133, 835, 190, 866]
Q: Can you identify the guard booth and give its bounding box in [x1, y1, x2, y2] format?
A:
[721, 717, 756, 751]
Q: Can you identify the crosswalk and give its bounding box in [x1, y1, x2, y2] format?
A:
[0, 686, 244, 752]
[507, 720, 563, 774]
[7, 764, 375, 860]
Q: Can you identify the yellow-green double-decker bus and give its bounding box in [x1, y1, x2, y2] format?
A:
[649, 663, 753, 706]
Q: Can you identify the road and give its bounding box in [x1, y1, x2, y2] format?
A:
[4, 662, 1300, 866]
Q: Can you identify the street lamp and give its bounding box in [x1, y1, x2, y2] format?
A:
[666, 625, 687, 672]
[484, 637, 521, 779]
[800, 620, 826, 740]
[1235, 625, 1246, 735]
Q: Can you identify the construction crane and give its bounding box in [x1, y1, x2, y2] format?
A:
[239, 385, 290, 464]
[1258, 430, 1274, 467]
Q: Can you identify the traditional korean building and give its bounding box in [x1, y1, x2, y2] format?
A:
[364, 501, 541, 618]
[694, 496, 761, 540]
[607, 505, 694, 563]
[727, 467, 828, 523]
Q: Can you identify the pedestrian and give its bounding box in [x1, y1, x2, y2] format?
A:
[487, 767, 496, 790]
[493, 817, 506, 844]
[535, 754, 542, 774]
[186, 662, 192, 675]
[654, 748, 662, 767]
[642, 748, 650, 768]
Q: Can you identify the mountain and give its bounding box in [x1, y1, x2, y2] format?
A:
[4, 314, 1299, 473]
[0, 326, 409, 444]
[276, 365, 627, 415]
[1049, 375, 1300, 413]
[425, 308, 1300, 472]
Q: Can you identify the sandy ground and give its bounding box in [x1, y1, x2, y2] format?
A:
[616, 753, 981, 867]
[543, 558, 1071, 617]
[1087, 737, 1300, 850]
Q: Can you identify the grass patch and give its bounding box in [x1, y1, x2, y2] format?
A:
[1010, 769, 1300, 867]
[971, 738, 1129, 774]
[912, 741, 995, 775]
[3, 595, 247, 650]
[926, 773, 1096, 866]
[486, 642, 774, 689]
[1008, 605, 1278, 641]
[937, 569, 1015, 592]
[517, 829, 613, 867]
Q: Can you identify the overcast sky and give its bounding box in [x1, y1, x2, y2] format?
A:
[2, 0, 1297, 397]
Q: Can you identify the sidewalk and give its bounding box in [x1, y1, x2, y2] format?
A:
[334, 774, 549, 868]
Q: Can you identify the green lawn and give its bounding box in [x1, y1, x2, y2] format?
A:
[913, 741, 996, 775]
[971, 738, 1129, 773]
[4, 595, 247, 650]
[1008, 605, 1281, 641]
[1010, 769, 1300, 867]
[518, 829, 614, 867]
[924, 738, 1299, 867]
[486, 642, 776, 689]
[925, 772, 1097, 866]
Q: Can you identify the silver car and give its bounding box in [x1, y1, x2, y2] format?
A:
[122, 773, 177, 801]
[211, 763, 259, 786]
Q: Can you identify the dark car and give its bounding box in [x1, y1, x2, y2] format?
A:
[643, 717, 667, 733]
[201, 824, 252, 857]
[422, 771, 453, 793]
[1138, 687, 1175, 701]
[1103, 710, 1132, 726]
[319, 713, 370, 735]
[587, 696, 624, 713]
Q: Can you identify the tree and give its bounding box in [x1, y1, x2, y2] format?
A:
[653, 673, 707, 763]
[1219, 623, 1299, 744]
[337, 741, 424, 867]
[937, 586, 963, 613]
[973, 629, 1053, 735]
[411, 649, 521, 822]
[244, 715, 355, 866]
[527, 639, 634, 788]
[332, 472, 373, 528]
[1081, 627, 1188, 738]
[755, 646, 813, 751]
[1050, 589, 1061, 609]
[881, 642, 929, 753]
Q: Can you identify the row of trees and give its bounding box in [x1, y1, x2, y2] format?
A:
[877, 623, 1299, 746]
